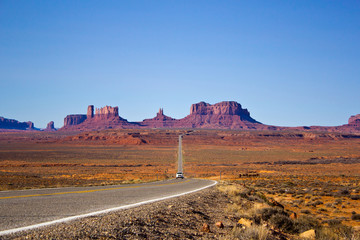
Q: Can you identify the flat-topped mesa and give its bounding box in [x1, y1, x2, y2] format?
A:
[64, 114, 87, 127]
[95, 106, 119, 119]
[190, 101, 257, 122]
[0, 117, 34, 130]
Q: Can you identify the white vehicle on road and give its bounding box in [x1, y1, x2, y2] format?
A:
[176, 172, 184, 179]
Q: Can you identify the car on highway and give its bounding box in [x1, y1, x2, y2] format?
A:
[176, 172, 184, 179]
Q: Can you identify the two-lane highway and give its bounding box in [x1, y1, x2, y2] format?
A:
[0, 178, 216, 236]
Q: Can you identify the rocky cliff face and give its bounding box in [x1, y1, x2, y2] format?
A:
[0, 117, 34, 130]
[189, 101, 258, 123]
[45, 121, 56, 131]
[87, 105, 94, 119]
[61, 105, 137, 131]
[175, 101, 262, 129]
[58, 102, 360, 133]
[139, 102, 262, 129]
[64, 114, 87, 127]
[349, 114, 360, 125]
[95, 106, 119, 119]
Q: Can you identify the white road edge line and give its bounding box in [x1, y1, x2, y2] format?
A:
[0, 180, 217, 236]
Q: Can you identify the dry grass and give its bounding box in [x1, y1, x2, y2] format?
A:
[1, 129, 360, 230]
[218, 182, 360, 239]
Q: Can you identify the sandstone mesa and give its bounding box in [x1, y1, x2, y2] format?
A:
[1, 101, 359, 133]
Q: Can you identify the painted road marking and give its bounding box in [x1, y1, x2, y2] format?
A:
[0, 180, 191, 200]
[0, 180, 217, 236]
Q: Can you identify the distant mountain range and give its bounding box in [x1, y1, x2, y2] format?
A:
[1, 101, 360, 133]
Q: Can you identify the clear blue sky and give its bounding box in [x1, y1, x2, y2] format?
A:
[1, 1, 359, 128]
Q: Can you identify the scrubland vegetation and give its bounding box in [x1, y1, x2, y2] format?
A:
[0, 129, 359, 238]
[218, 181, 360, 239]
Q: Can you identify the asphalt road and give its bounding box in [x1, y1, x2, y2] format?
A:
[0, 178, 216, 235]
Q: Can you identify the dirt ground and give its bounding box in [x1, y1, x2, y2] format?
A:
[1, 129, 360, 236]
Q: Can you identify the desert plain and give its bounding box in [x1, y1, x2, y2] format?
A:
[1, 129, 360, 232]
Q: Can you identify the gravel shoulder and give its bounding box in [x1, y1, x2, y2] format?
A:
[5, 187, 233, 239]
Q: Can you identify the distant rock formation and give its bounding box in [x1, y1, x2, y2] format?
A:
[189, 101, 258, 122]
[139, 101, 262, 129]
[141, 108, 177, 128]
[87, 105, 94, 119]
[340, 114, 360, 132]
[63, 106, 120, 127]
[0, 117, 34, 130]
[64, 114, 87, 127]
[60, 105, 137, 131]
[45, 121, 56, 131]
[95, 106, 119, 119]
[176, 101, 262, 129]
[349, 114, 360, 125]
[60, 102, 263, 131]
[2, 102, 359, 133]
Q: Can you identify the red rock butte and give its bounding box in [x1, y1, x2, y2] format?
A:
[1, 101, 359, 133]
[60, 101, 264, 131]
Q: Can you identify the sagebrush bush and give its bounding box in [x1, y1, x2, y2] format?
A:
[350, 195, 360, 200]
[258, 207, 288, 221]
[351, 213, 360, 220]
[231, 225, 271, 240]
[293, 215, 320, 233]
[300, 209, 310, 214]
[269, 213, 295, 233]
[338, 188, 350, 196]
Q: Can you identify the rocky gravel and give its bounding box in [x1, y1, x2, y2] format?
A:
[5, 187, 235, 240]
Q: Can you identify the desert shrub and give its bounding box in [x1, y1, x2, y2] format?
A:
[324, 219, 342, 226]
[306, 200, 323, 207]
[312, 200, 323, 206]
[338, 188, 350, 196]
[351, 214, 360, 220]
[334, 198, 342, 205]
[231, 225, 271, 240]
[350, 195, 360, 200]
[218, 184, 253, 200]
[325, 203, 333, 208]
[316, 221, 357, 240]
[255, 192, 267, 202]
[316, 227, 341, 240]
[269, 213, 295, 233]
[300, 209, 311, 214]
[248, 195, 263, 202]
[332, 224, 354, 239]
[258, 207, 288, 221]
[278, 189, 286, 194]
[293, 215, 320, 233]
[287, 190, 295, 195]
